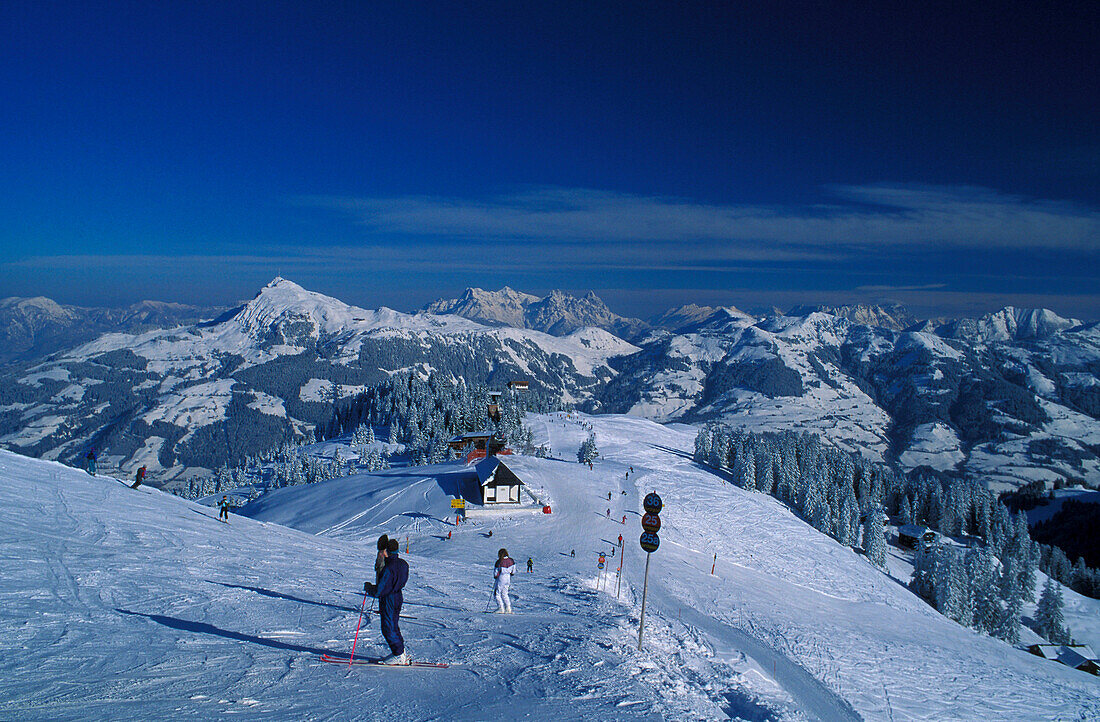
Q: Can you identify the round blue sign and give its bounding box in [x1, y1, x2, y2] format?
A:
[640, 531, 660, 553]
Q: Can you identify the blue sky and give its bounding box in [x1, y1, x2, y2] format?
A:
[1, 2, 1097, 319]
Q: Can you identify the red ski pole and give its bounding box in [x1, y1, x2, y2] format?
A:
[348, 588, 369, 666]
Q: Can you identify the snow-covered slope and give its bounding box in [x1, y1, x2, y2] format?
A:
[7, 412, 1097, 721]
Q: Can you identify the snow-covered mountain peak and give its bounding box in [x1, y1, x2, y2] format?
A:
[233, 278, 360, 339]
[0, 295, 77, 320]
[937, 306, 1079, 344]
[422, 286, 538, 328]
[788, 303, 917, 331]
[424, 286, 650, 340]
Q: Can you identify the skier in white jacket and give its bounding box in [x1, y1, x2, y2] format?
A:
[493, 548, 516, 613]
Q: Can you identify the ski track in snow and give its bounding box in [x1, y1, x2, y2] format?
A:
[2, 413, 1099, 720]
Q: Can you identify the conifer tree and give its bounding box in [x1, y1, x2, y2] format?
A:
[1035, 579, 1072, 644]
[577, 433, 599, 464]
[911, 540, 939, 601]
[898, 495, 912, 526]
[993, 593, 1022, 644]
[863, 505, 888, 568]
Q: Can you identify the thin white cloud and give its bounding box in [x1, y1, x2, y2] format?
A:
[301, 184, 1100, 254]
[855, 283, 948, 292]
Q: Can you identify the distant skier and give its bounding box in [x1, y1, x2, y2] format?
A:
[526, 557, 533, 573]
[365, 538, 410, 664]
[131, 465, 146, 489]
[218, 496, 230, 523]
[621, 514, 626, 524]
[487, 529, 493, 538]
[374, 534, 390, 583]
[570, 549, 575, 558]
[493, 548, 516, 613]
[608, 491, 612, 500]
[618, 534, 623, 546]
[606, 508, 610, 518]
[85, 449, 97, 476]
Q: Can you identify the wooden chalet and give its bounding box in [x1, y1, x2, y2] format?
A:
[897, 524, 937, 550]
[507, 379, 529, 392]
[447, 430, 503, 452]
[447, 430, 510, 463]
[475, 456, 525, 505]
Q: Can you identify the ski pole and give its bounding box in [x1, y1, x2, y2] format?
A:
[348, 588, 369, 666]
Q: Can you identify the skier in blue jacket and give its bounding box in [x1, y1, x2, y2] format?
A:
[365, 538, 409, 665]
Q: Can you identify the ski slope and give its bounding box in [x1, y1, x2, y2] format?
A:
[2, 413, 1098, 720]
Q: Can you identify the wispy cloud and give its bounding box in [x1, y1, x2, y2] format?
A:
[301, 185, 1100, 259]
[855, 283, 947, 292]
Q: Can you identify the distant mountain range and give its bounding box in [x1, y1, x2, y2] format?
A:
[0, 296, 224, 365]
[422, 287, 651, 340]
[1, 279, 1097, 493]
[0, 279, 636, 487]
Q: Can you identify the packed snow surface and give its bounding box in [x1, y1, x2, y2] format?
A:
[2, 414, 1098, 720]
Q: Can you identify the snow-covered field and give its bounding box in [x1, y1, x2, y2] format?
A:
[2, 413, 1097, 720]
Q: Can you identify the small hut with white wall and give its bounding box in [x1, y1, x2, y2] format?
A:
[475, 456, 525, 505]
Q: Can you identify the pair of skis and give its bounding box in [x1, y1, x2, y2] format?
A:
[321, 589, 449, 669]
[320, 653, 448, 669]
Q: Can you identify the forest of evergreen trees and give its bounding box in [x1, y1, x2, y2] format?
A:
[693, 425, 1097, 644]
[182, 372, 565, 501]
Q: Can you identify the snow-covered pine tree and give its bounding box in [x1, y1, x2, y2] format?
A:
[838, 492, 858, 547]
[968, 548, 1001, 635]
[734, 447, 756, 491]
[1034, 578, 1072, 644]
[694, 426, 713, 464]
[911, 540, 940, 601]
[577, 433, 599, 464]
[994, 593, 1022, 644]
[898, 495, 913, 526]
[933, 547, 973, 625]
[862, 505, 888, 568]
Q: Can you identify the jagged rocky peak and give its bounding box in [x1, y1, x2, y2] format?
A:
[422, 286, 538, 327]
[936, 306, 1079, 343]
[422, 286, 650, 340]
[527, 290, 649, 339]
[787, 303, 918, 331]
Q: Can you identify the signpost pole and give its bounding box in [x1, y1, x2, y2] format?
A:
[637, 553, 651, 651]
[616, 544, 624, 598]
[638, 491, 662, 651]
